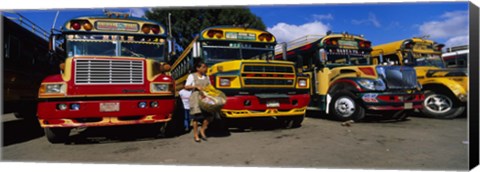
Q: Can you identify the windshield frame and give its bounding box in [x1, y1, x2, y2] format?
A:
[65, 34, 167, 61]
[411, 52, 445, 68]
[325, 53, 372, 66]
[200, 41, 275, 64]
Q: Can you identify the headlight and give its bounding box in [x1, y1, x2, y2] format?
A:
[220, 78, 231, 86]
[152, 83, 170, 92]
[298, 79, 307, 87]
[40, 83, 66, 94]
[357, 79, 386, 91]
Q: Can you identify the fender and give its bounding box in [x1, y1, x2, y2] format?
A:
[326, 78, 363, 114]
[421, 78, 467, 98]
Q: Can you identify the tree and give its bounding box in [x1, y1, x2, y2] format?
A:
[145, 7, 266, 49]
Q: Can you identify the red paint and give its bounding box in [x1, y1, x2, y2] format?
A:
[222, 94, 310, 111]
[376, 94, 424, 103]
[358, 67, 376, 76]
[367, 104, 423, 111]
[300, 44, 312, 51]
[329, 79, 363, 92]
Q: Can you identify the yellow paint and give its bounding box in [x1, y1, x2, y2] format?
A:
[65, 17, 165, 35]
[222, 107, 306, 118]
[201, 27, 276, 43]
[372, 38, 469, 100]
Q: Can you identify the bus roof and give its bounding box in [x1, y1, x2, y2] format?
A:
[275, 33, 370, 57]
[199, 26, 276, 43]
[372, 38, 440, 57]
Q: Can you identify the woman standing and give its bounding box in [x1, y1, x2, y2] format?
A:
[184, 61, 212, 142]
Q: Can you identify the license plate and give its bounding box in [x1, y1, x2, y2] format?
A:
[266, 100, 280, 108]
[100, 102, 120, 112]
[404, 102, 413, 109]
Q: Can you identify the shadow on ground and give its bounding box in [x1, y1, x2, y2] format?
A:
[2, 117, 45, 147]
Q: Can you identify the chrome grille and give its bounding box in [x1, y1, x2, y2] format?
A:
[243, 65, 294, 73]
[75, 59, 144, 84]
[242, 64, 295, 87]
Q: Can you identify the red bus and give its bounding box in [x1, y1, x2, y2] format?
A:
[37, 12, 176, 143]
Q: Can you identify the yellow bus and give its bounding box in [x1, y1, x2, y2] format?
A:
[275, 32, 424, 121]
[372, 38, 468, 119]
[171, 26, 310, 128]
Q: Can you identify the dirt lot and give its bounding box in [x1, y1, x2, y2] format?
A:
[1, 112, 468, 171]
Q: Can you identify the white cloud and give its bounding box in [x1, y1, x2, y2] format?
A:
[351, 12, 381, 28]
[267, 21, 330, 43]
[418, 10, 468, 39]
[312, 14, 333, 20]
[130, 8, 146, 18]
[444, 35, 468, 48]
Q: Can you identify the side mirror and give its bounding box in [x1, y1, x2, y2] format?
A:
[49, 34, 57, 52]
[281, 42, 287, 60]
[379, 54, 384, 64]
[192, 42, 201, 58]
[168, 38, 176, 54]
[318, 49, 326, 63]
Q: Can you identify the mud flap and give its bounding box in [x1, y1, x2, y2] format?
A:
[326, 94, 331, 114]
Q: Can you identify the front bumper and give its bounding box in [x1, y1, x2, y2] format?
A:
[358, 91, 424, 111]
[221, 93, 310, 118]
[37, 98, 175, 128]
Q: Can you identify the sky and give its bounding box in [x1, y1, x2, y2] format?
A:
[2, 2, 469, 49]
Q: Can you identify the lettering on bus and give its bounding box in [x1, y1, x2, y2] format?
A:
[95, 21, 139, 32]
[226, 32, 256, 40]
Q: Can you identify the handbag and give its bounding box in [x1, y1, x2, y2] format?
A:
[198, 85, 227, 113]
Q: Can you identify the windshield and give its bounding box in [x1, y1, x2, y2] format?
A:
[413, 53, 445, 68]
[202, 42, 274, 64]
[326, 54, 370, 65]
[66, 34, 166, 61]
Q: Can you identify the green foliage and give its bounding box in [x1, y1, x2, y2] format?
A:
[145, 7, 266, 48]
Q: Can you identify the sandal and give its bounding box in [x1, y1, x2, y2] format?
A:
[194, 137, 201, 142]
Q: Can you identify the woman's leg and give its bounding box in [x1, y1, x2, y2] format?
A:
[193, 117, 200, 142]
[200, 119, 209, 139]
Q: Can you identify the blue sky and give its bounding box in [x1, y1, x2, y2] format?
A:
[3, 2, 469, 49]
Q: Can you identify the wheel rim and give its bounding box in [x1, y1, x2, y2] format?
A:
[334, 96, 356, 117]
[424, 93, 453, 113]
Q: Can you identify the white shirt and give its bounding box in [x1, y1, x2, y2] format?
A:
[179, 89, 191, 109]
[185, 73, 210, 87]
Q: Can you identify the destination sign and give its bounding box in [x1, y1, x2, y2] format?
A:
[226, 32, 256, 40]
[96, 22, 139, 32]
[338, 40, 358, 47]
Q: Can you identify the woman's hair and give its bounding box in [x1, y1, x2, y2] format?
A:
[192, 61, 207, 72]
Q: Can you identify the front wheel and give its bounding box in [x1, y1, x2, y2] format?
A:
[281, 116, 304, 129]
[329, 91, 365, 121]
[45, 128, 71, 144]
[421, 90, 465, 119]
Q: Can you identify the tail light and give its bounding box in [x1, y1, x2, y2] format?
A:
[207, 29, 223, 38]
[151, 25, 160, 34]
[71, 22, 81, 30]
[70, 20, 92, 31]
[259, 33, 273, 42]
[142, 25, 151, 34]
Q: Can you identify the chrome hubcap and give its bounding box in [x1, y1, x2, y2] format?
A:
[335, 97, 356, 117]
[424, 94, 453, 113]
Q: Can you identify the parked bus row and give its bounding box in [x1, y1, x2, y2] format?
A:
[3, 12, 467, 143]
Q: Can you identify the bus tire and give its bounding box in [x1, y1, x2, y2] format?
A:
[282, 116, 304, 129]
[329, 91, 365, 121]
[391, 110, 412, 121]
[421, 90, 465, 119]
[45, 128, 70, 144]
